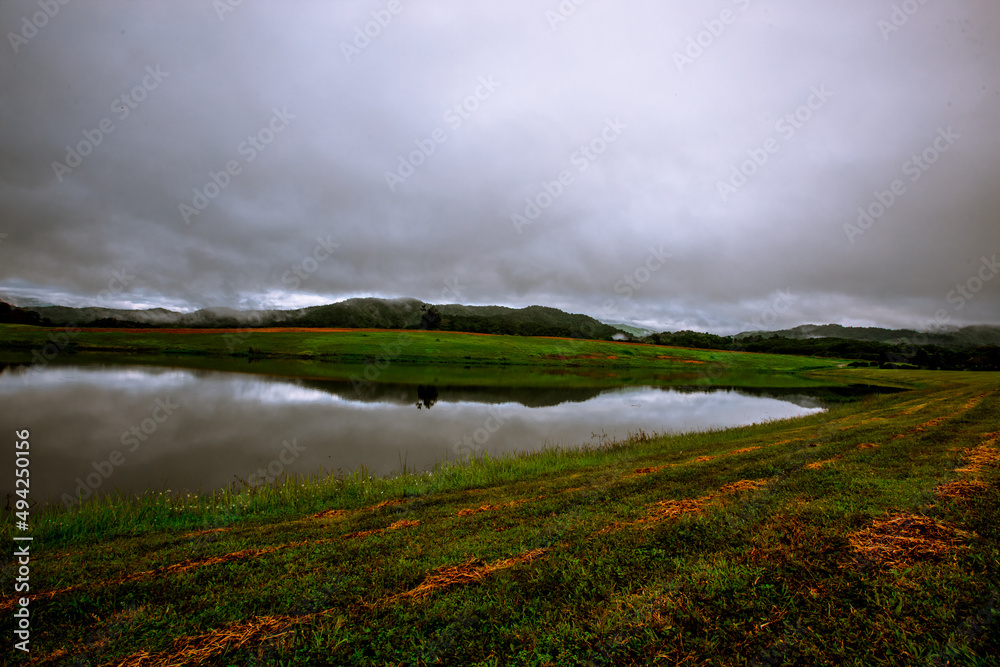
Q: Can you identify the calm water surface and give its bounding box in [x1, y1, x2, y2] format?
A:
[0, 364, 831, 506]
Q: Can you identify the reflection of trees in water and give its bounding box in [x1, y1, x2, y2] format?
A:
[297, 379, 607, 408]
[0, 362, 32, 376]
[288, 377, 902, 409]
[415, 384, 438, 410]
[670, 383, 905, 408]
[15, 364, 889, 411]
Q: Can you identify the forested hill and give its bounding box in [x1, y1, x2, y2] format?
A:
[643, 328, 1000, 371]
[733, 323, 1000, 350]
[0, 298, 623, 340]
[0, 299, 50, 327]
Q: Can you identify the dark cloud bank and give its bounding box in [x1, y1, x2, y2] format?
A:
[1, 0, 998, 334]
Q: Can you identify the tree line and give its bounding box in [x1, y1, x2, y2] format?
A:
[641, 330, 1000, 371]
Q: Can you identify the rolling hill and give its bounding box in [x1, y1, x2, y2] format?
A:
[734, 322, 1000, 350]
[0, 297, 624, 340]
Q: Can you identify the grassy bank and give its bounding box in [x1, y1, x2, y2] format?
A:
[2, 369, 998, 665]
[0, 323, 850, 376]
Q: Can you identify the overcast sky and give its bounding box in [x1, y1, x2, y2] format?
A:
[1, 0, 998, 334]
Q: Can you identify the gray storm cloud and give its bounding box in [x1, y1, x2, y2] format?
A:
[1, 0, 998, 333]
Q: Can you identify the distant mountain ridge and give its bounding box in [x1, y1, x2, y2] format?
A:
[644, 324, 1000, 370]
[4, 296, 999, 350]
[735, 323, 1000, 350]
[0, 297, 623, 340]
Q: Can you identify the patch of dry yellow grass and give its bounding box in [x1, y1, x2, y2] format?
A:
[937, 431, 998, 501]
[891, 415, 949, 441]
[839, 417, 887, 431]
[936, 478, 989, 500]
[455, 495, 545, 517]
[113, 614, 304, 667]
[727, 447, 761, 456]
[344, 519, 420, 540]
[847, 514, 971, 568]
[180, 527, 230, 539]
[624, 464, 674, 479]
[805, 456, 841, 470]
[1, 541, 322, 613]
[393, 548, 549, 601]
[961, 392, 990, 412]
[109, 546, 546, 663]
[954, 444, 1000, 474]
[640, 479, 766, 525]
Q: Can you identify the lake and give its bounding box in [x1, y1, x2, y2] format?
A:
[0, 363, 873, 508]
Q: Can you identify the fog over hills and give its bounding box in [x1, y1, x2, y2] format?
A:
[0, 297, 625, 339]
[733, 323, 1000, 349]
[4, 296, 998, 353]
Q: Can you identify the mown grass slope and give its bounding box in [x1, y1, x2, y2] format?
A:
[1, 369, 998, 665]
[0, 323, 846, 371]
[0, 324, 861, 391]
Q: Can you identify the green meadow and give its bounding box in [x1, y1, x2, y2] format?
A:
[0, 323, 854, 388]
[0, 326, 998, 665]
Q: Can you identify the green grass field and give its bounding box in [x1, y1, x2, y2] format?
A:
[0, 323, 866, 394]
[1, 327, 998, 664]
[0, 323, 848, 373]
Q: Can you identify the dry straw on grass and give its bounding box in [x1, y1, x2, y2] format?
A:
[456, 504, 503, 517]
[727, 446, 761, 455]
[644, 497, 709, 521]
[717, 479, 767, 494]
[344, 519, 420, 540]
[0, 583, 80, 614]
[394, 548, 549, 601]
[114, 614, 302, 667]
[918, 417, 947, 430]
[891, 415, 948, 441]
[163, 546, 283, 574]
[641, 479, 766, 524]
[840, 417, 887, 431]
[624, 464, 674, 479]
[936, 433, 998, 500]
[180, 527, 230, 539]
[455, 496, 543, 517]
[805, 456, 841, 470]
[108, 545, 545, 664]
[1, 542, 308, 614]
[367, 499, 406, 512]
[957, 443, 999, 472]
[847, 514, 971, 568]
[936, 478, 989, 501]
[961, 392, 990, 412]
